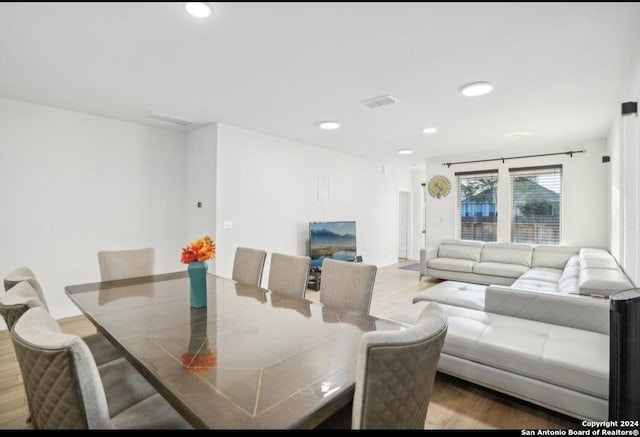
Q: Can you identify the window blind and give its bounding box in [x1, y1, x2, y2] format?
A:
[456, 170, 498, 242]
[509, 165, 562, 244]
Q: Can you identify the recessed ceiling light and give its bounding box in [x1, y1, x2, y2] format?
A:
[319, 121, 340, 130]
[184, 2, 213, 18]
[504, 132, 532, 139]
[460, 81, 493, 97]
[421, 127, 438, 134]
[397, 148, 414, 155]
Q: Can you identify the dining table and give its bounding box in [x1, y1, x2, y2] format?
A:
[65, 271, 405, 429]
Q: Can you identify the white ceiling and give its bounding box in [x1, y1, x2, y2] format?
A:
[1, 2, 639, 164]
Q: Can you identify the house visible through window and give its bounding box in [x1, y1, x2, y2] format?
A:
[510, 165, 562, 244]
[456, 170, 498, 242]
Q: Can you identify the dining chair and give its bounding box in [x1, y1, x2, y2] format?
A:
[352, 302, 447, 429]
[0, 275, 120, 366]
[0, 281, 46, 331]
[231, 247, 267, 286]
[267, 252, 310, 298]
[97, 247, 155, 281]
[3, 266, 48, 311]
[319, 259, 377, 314]
[10, 307, 192, 429]
[319, 302, 448, 429]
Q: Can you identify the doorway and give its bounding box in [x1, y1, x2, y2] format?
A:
[398, 190, 411, 259]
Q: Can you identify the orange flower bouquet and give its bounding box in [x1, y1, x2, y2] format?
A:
[182, 235, 215, 309]
[181, 235, 215, 264]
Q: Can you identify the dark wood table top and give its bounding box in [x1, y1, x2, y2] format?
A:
[65, 271, 404, 429]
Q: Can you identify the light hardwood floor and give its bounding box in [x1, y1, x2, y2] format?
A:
[0, 260, 580, 430]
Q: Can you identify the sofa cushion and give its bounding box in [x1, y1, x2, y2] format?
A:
[412, 281, 485, 310]
[480, 243, 533, 267]
[556, 255, 580, 294]
[532, 246, 579, 269]
[510, 278, 559, 293]
[578, 268, 634, 297]
[437, 239, 483, 261]
[558, 275, 579, 294]
[427, 257, 476, 273]
[433, 303, 608, 399]
[579, 248, 620, 270]
[560, 256, 580, 278]
[472, 262, 529, 279]
[519, 268, 563, 284]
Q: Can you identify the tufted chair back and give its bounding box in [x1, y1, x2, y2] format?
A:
[352, 302, 448, 429]
[3, 266, 48, 311]
[11, 307, 112, 429]
[0, 281, 46, 331]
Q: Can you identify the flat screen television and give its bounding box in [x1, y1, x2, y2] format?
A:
[309, 221, 357, 269]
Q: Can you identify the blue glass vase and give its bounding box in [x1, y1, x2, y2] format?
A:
[188, 262, 208, 309]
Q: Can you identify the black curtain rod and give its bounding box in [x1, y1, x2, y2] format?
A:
[442, 149, 586, 168]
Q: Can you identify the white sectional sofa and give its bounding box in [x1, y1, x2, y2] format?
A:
[395, 239, 636, 421]
[420, 239, 633, 297]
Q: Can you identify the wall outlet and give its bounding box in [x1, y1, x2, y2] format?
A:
[223, 220, 233, 230]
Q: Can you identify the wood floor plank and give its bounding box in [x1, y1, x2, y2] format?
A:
[0, 405, 29, 429]
[0, 374, 22, 393]
[0, 390, 26, 415]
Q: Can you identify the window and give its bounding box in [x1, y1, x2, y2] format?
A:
[456, 170, 498, 242]
[510, 165, 562, 244]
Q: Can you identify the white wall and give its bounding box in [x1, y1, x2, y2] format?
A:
[608, 48, 640, 285]
[185, 124, 218, 272]
[425, 140, 609, 249]
[411, 169, 427, 259]
[608, 117, 622, 261]
[0, 97, 187, 328]
[215, 124, 413, 287]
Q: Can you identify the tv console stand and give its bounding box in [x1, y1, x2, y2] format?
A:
[307, 268, 321, 291]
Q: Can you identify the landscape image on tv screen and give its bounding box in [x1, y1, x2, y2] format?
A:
[309, 221, 356, 268]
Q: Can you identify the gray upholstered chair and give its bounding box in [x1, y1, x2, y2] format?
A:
[267, 252, 310, 298]
[0, 281, 46, 331]
[97, 247, 155, 281]
[0, 275, 120, 366]
[3, 266, 48, 311]
[10, 307, 191, 429]
[319, 259, 377, 314]
[352, 302, 447, 429]
[320, 302, 448, 429]
[231, 247, 267, 286]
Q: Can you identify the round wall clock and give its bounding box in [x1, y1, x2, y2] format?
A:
[428, 175, 451, 199]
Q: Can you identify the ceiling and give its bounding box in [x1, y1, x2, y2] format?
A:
[1, 2, 639, 165]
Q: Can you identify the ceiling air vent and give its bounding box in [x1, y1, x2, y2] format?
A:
[360, 94, 398, 109]
[142, 111, 194, 127]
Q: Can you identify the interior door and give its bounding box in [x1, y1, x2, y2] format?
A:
[398, 191, 410, 259]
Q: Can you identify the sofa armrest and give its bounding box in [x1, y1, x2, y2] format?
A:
[420, 247, 438, 273]
[485, 285, 609, 334]
[420, 247, 438, 264]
